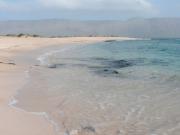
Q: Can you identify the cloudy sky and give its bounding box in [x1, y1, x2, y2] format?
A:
[0, 0, 180, 20]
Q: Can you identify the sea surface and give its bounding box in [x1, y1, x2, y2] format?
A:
[15, 39, 180, 135]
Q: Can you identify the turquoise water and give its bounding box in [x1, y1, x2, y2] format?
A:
[54, 39, 180, 80]
[16, 39, 180, 135]
[60, 39, 180, 71]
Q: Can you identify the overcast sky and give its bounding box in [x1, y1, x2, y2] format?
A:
[0, 0, 180, 20]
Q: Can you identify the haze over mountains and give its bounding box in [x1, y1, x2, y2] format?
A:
[0, 18, 180, 38]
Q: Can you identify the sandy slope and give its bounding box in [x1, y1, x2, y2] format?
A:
[0, 36, 134, 135]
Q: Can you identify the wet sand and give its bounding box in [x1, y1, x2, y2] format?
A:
[0, 36, 132, 135]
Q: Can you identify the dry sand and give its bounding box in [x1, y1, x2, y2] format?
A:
[0, 36, 134, 135]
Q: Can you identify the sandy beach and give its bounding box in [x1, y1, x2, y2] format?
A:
[0, 36, 133, 135]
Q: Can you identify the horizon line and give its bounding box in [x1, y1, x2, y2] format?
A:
[1, 17, 180, 22]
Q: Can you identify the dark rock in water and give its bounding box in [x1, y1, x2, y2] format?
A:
[95, 69, 119, 76]
[109, 60, 132, 68]
[82, 126, 96, 133]
[47, 63, 66, 68]
[103, 69, 109, 72]
[47, 64, 56, 68]
[112, 70, 119, 74]
[7, 62, 16, 65]
[0, 62, 16, 65]
[103, 69, 119, 74]
[105, 40, 116, 42]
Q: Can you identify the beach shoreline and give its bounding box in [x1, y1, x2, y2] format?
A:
[0, 36, 134, 135]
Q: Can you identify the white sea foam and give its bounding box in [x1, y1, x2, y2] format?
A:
[8, 71, 61, 133]
[9, 102, 60, 132]
[8, 98, 18, 106]
[8, 46, 78, 134]
[37, 46, 76, 66]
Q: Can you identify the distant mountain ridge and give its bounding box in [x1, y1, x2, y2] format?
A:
[0, 18, 180, 38]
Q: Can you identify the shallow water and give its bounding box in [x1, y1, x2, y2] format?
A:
[16, 39, 180, 135]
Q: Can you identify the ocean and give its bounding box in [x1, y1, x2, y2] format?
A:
[15, 39, 180, 135]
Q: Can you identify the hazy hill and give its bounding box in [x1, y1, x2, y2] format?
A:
[0, 18, 180, 38]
